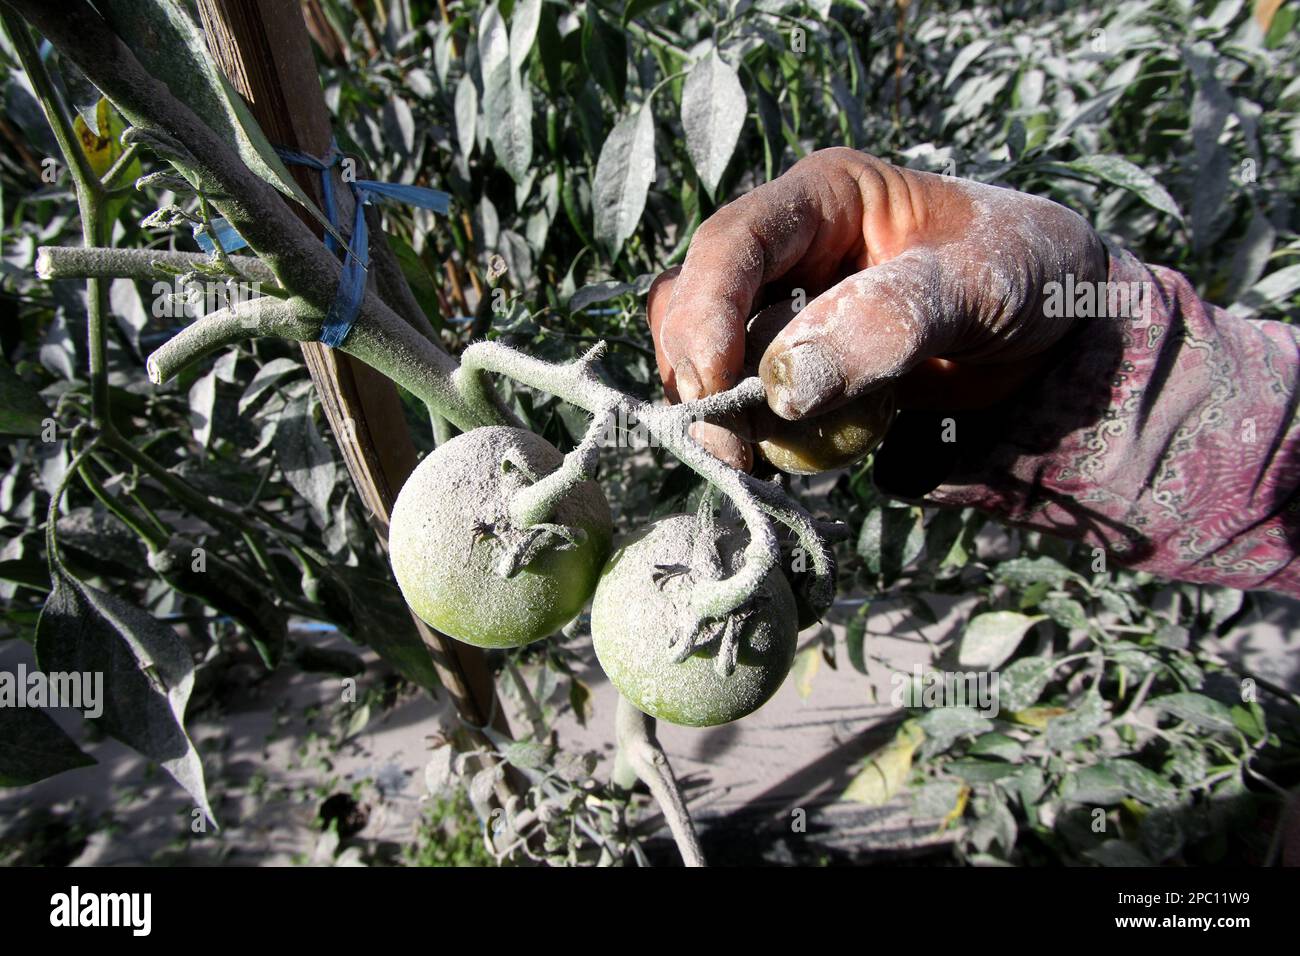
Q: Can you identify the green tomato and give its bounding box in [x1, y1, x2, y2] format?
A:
[591, 515, 798, 727]
[757, 387, 895, 476]
[390, 426, 612, 648]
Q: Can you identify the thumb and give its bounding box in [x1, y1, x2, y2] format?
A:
[758, 248, 956, 420]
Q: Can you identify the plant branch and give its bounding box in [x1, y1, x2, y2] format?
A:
[36, 244, 276, 284]
[614, 695, 705, 867]
[455, 340, 839, 629]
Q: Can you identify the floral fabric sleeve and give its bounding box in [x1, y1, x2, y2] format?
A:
[916, 250, 1300, 597]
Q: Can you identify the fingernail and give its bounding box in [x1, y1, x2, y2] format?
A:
[689, 422, 753, 471]
[766, 343, 845, 419]
[676, 358, 703, 402]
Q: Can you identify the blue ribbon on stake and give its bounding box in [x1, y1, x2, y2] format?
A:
[276, 140, 451, 347]
[196, 139, 450, 348]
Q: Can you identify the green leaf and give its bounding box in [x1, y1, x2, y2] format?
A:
[944, 759, 1021, 783]
[623, 0, 671, 23]
[958, 611, 1045, 670]
[35, 568, 212, 822]
[0, 706, 95, 786]
[1060, 154, 1184, 223]
[592, 101, 655, 255]
[0, 357, 50, 437]
[1231, 702, 1266, 741]
[1151, 693, 1236, 733]
[845, 603, 869, 674]
[1062, 763, 1126, 804]
[681, 49, 746, 197]
[968, 732, 1023, 761]
[582, 5, 627, 107]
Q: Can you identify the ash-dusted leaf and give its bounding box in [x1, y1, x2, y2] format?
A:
[0, 706, 95, 786]
[238, 357, 302, 414]
[188, 368, 217, 448]
[842, 720, 923, 805]
[917, 707, 992, 759]
[968, 795, 1018, 853]
[0, 356, 49, 437]
[1106, 758, 1179, 807]
[274, 393, 336, 525]
[383, 97, 416, 158]
[856, 507, 883, 572]
[509, 0, 542, 71]
[1231, 264, 1300, 316]
[1151, 692, 1236, 733]
[911, 780, 967, 820]
[1038, 596, 1089, 630]
[1061, 154, 1183, 223]
[1046, 688, 1109, 748]
[592, 101, 655, 255]
[681, 49, 746, 196]
[501, 739, 553, 771]
[1207, 587, 1245, 631]
[944, 39, 992, 89]
[35, 569, 211, 822]
[993, 555, 1080, 589]
[567, 274, 655, 312]
[454, 73, 478, 159]
[997, 656, 1055, 712]
[477, 2, 510, 82]
[1226, 207, 1276, 303]
[958, 611, 1045, 670]
[482, 62, 534, 183]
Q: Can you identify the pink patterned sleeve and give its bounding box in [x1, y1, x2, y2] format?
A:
[912, 250, 1300, 597]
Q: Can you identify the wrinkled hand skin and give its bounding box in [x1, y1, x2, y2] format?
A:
[646, 147, 1108, 468]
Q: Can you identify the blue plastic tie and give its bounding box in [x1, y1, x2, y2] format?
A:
[262, 139, 451, 347]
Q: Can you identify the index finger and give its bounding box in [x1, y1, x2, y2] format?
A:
[658, 154, 867, 401]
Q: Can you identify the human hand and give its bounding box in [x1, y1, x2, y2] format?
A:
[646, 147, 1108, 472]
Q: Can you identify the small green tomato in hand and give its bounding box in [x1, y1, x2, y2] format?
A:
[591, 515, 798, 727]
[389, 426, 613, 648]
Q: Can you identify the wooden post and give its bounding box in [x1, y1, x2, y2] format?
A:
[195, 0, 508, 737]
